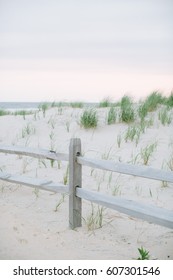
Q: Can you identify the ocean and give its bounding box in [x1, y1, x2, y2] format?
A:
[0, 102, 42, 111]
[0, 102, 98, 111]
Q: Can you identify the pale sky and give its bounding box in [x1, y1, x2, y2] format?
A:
[0, 0, 173, 102]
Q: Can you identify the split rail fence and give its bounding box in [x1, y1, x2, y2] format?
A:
[0, 138, 173, 230]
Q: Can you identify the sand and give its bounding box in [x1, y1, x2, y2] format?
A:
[0, 105, 172, 260]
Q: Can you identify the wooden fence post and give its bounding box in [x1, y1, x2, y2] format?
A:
[69, 138, 82, 229]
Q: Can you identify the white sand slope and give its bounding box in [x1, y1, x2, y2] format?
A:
[0, 105, 173, 259]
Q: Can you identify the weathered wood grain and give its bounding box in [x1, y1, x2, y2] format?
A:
[76, 188, 173, 229]
[77, 156, 173, 183]
[0, 145, 68, 161]
[69, 138, 82, 229]
[0, 171, 69, 193]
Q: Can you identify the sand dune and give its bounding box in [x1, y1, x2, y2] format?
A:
[0, 103, 173, 259]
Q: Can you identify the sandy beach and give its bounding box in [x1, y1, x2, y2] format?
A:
[0, 101, 173, 260]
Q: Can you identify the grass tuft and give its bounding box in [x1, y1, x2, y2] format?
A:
[39, 102, 49, 117]
[21, 123, 36, 138]
[80, 109, 98, 129]
[140, 142, 157, 165]
[137, 247, 150, 260]
[125, 125, 141, 145]
[120, 95, 135, 123]
[166, 92, 173, 107]
[99, 97, 112, 108]
[85, 204, 104, 231]
[158, 107, 172, 126]
[142, 91, 165, 113]
[107, 106, 117, 125]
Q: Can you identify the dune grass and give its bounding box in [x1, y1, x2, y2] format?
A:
[85, 204, 104, 230]
[158, 107, 172, 126]
[167, 153, 173, 171]
[70, 102, 84, 108]
[166, 92, 173, 107]
[144, 91, 165, 111]
[0, 109, 34, 119]
[140, 142, 157, 165]
[21, 123, 36, 138]
[137, 247, 150, 260]
[99, 97, 112, 108]
[107, 106, 117, 125]
[0, 109, 11, 116]
[51, 101, 84, 108]
[138, 102, 148, 121]
[14, 110, 34, 120]
[38, 102, 49, 117]
[138, 91, 167, 121]
[120, 95, 135, 123]
[125, 125, 141, 145]
[80, 108, 98, 129]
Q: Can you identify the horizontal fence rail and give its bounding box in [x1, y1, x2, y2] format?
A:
[77, 156, 173, 183]
[0, 145, 68, 161]
[76, 187, 173, 229]
[0, 171, 69, 194]
[0, 138, 173, 231]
